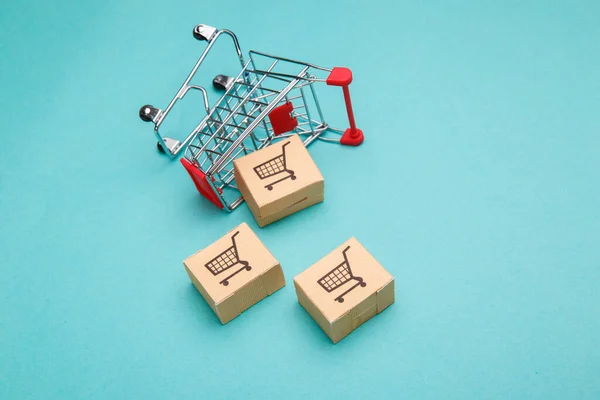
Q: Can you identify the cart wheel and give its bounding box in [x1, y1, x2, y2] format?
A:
[222, 281, 229, 286]
[337, 298, 345, 303]
[291, 175, 297, 181]
[193, 25, 205, 40]
[139, 105, 156, 122]
[266, 185, 273, 191]
[213, 75, 233, 91]
[193, 24, 216, 41]
[245, 266, 252, 271]
[360, 282, 367, 287]
[157, 142, 165, 153]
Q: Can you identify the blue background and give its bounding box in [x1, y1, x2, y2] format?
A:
[1, 1, 599, 398]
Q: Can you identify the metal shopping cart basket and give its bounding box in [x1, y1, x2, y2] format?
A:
[253, 141, 296, 190]
[205, 231, 251, 286]
[139, 24, 364, 211]
[318, 246, 366, 303]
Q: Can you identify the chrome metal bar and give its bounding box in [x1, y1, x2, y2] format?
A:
[249, 50, 332, 73]
[156, 29, 244, 129]
[308, 77, 326, 125]
[246, 69, 322, 83]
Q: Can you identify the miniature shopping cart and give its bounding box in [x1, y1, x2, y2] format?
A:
[318, 246, 366, 303]
[204, 231, 251, 286]
[253, 141, 296, 190]
[138, 24, 364, 211]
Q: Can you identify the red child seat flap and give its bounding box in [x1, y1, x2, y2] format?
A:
[268, 102, 298, 135]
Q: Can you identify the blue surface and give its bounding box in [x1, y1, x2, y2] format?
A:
[1, 1, 599, 398]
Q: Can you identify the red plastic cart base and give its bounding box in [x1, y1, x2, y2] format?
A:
[180, 158, 224, 209]
[340, 128, 364, 146]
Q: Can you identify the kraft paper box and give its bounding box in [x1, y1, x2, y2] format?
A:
[294, 237, 394, 343]
[234, 134, 324, 227]
[184, 222, 285, 324]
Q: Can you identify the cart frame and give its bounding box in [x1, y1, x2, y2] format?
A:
[139, 24, 364, 211]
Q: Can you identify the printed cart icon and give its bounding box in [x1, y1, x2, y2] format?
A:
[253, 141, 296, 190]
[317, 246, 366, 303]
[204, 231, 251, 286]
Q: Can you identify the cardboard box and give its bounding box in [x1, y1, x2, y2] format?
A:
[234, 134, 324, 227]
[294, 237, 394, 343]
[184, 222, 285, 324]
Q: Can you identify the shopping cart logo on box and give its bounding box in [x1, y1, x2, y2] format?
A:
[252, 141, 296, 190]
[317, 246, 366, 303]
[138, 23, 364, 212]
[204, 231, 251, 286]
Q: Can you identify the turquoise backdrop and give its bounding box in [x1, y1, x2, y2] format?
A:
[1, 0, 599, 398]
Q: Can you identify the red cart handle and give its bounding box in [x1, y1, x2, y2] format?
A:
[326, 67, 364, 146]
